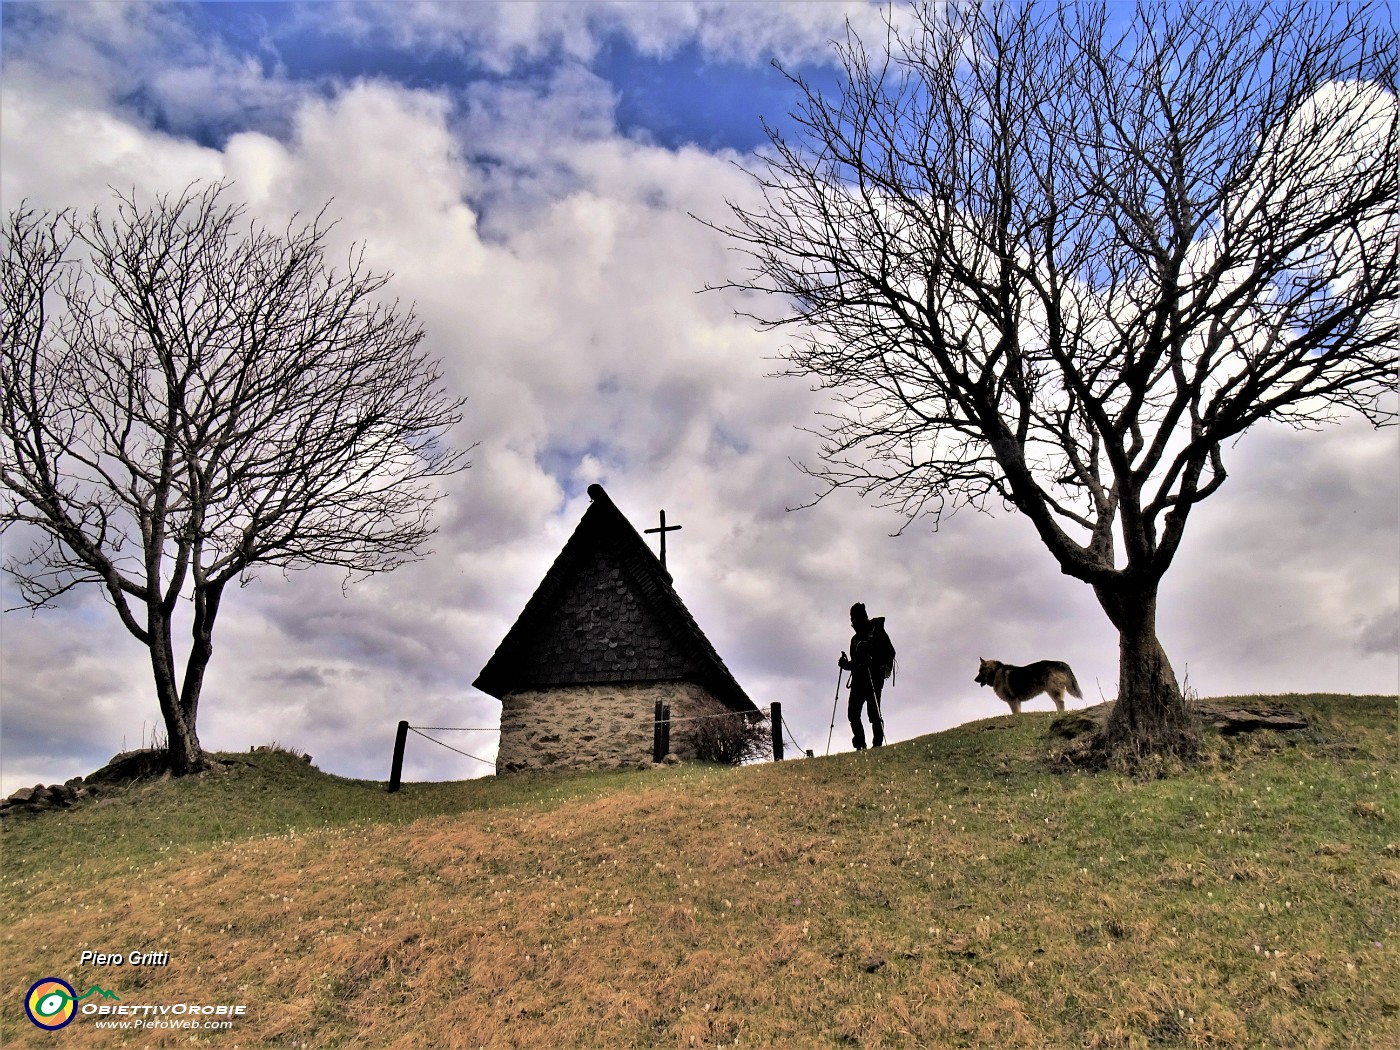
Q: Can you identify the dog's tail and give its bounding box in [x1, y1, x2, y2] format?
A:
[1066, 665, 1084, 699]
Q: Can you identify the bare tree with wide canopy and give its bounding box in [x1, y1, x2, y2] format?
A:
[713, 0, 1398, 763]
[1, 183, 469, 775]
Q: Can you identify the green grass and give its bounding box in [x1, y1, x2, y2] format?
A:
[0, 748, 642, 891]
[2, 694, 1396, 1048]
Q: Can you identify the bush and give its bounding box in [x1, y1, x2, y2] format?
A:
[688, 707, 770, 765]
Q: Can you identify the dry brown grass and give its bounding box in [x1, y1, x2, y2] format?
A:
[3, 695, 1397, 1047]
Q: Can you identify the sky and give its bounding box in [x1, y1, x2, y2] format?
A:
[1, 1, 1396, 794]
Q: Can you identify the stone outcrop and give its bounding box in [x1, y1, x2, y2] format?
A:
[2, 747, 172, 821]
[1202, 705, 1309, 735]
[2, 776, 98, 820]
[1048, 700, 1310, 741]
[1, 745, 296, 821]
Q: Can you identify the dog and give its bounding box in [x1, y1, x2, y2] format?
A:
[976, 657, 1083, 714]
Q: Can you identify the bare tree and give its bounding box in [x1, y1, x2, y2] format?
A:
[1, 183, 469, 775]
[712, 0, 1398, 764]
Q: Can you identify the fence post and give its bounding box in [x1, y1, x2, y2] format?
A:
[662, 704, 672, 757]
[771, 701, 784, 762]
[653, 700, 665, 762]
[388, 720, 409, 793]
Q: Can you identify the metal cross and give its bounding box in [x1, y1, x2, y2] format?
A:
[644, 509, 682, 569]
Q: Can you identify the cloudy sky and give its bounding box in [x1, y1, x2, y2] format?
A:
[1, 1, 1395, 794]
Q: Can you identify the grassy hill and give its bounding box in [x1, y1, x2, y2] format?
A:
[2, 694, 1396, 1048]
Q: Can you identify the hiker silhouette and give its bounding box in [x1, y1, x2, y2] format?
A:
[839, 602, 895, 749]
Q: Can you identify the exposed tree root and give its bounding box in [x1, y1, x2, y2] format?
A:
[1049, 704, 1202, 778]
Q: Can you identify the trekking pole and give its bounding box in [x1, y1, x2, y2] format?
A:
[825, 664, 844, 756]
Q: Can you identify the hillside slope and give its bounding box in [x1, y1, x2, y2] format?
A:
[3, 695, 1397, 1048]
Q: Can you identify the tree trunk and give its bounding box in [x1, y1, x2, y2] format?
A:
[147, 607, 208, 776]
[1093, 580, 1200, 764]
[177, 579, 224, 751]
[162, 699, 206, 776]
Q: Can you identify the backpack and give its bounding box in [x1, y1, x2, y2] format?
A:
[867, 617, 896, 684]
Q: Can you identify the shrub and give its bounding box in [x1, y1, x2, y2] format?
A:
[688, 706, 770, 765]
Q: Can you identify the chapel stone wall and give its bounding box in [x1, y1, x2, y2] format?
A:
[496, 680, 720, 775]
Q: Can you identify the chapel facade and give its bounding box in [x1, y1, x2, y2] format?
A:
[473, 485, 757, 775]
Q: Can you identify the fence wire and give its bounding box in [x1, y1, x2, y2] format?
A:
[661, 705, 767, 725]
[783, 722, 811, 758]
[405, 701, 813, 770]
[407, 726, 496, 767]
[413, 725, 525, 732]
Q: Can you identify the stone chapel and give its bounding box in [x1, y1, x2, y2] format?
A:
[473, 484, 758, 775]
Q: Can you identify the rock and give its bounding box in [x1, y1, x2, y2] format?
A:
[42, 784, 74, 805]
[85, 750, 167, 784]
[1047, 710, 1105, 740]
[1047, 701, 1308, 741]
[1205, 706, 1308, 736]
[1, 750, 173, 821]
[86, 748, 170, 784]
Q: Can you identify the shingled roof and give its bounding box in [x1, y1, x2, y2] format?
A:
[473, 485, 756, 714]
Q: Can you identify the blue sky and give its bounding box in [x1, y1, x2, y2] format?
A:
[106, 2, 826, 152]
[1, 1, 1396, 793]
[0, 2, 842, 146]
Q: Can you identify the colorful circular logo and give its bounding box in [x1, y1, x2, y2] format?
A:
[25, 978, 77, 1030]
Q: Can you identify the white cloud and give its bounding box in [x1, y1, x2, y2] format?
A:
[0, 64, 223, 211]
[307, 1, 910, 71]
[2, 4, 1395, 794]
[1, 3, 303, 142]
[1159, 419, 1399, 697]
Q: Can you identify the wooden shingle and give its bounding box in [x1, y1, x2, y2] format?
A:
[473, 485, 755, 714]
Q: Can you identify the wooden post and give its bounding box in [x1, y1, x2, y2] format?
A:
[771, 702, 784, 762]
[388, 720, 409, 793]
[653, 700, 665, 763]
[662, 704, 672, 757]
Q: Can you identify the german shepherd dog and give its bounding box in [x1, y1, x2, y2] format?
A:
[976, 658, 1083, 714]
